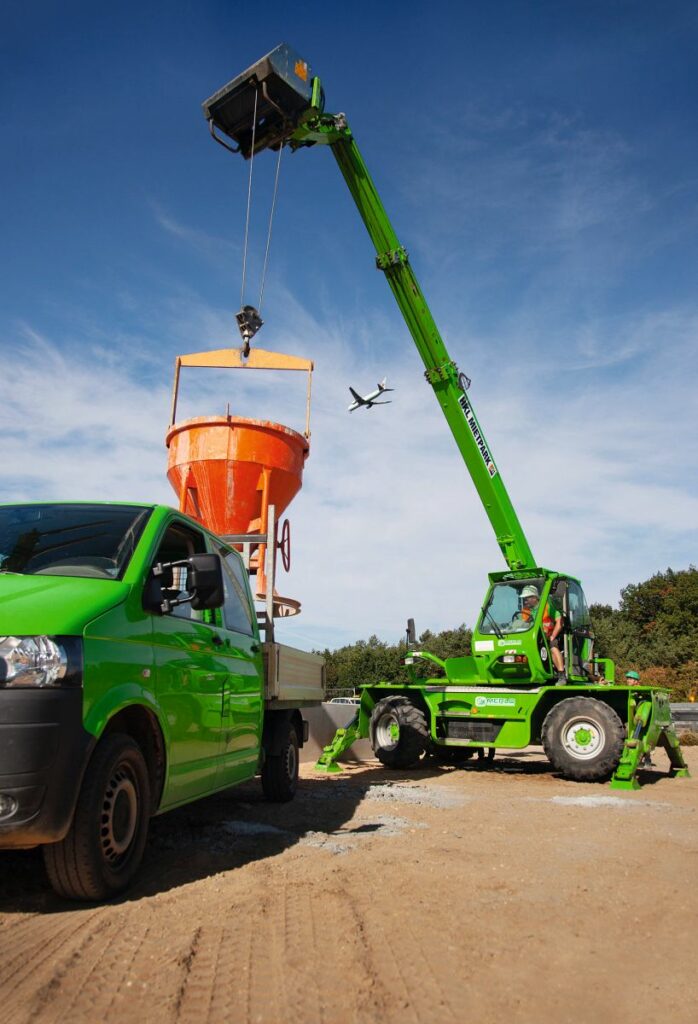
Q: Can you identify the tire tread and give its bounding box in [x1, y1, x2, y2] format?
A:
[370, 696, 429, 769]
[542, 697, 625, 781]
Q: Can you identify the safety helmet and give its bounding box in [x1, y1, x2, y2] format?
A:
[625, 670, 640, 681]
[520, 585, 539, 600]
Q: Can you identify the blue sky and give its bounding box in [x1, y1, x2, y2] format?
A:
[2, 1, 697, 648]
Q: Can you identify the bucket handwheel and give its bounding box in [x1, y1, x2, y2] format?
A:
[277, 518, 291, 573]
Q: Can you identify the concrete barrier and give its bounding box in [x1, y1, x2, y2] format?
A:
[301, 703, 373, 763]
[672, 703, 698, 732]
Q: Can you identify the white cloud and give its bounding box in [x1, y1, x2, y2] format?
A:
[151, 203, 238, 264]
[1, 282, 696, 652]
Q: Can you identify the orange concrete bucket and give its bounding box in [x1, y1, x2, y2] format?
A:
[166, 415, 309, 537]
[165, 346, 314, 537]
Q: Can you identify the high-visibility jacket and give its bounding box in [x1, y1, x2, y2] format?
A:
[521, 602, 559, 637]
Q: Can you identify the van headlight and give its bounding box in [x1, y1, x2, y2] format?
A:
[0, 636, 70, 687]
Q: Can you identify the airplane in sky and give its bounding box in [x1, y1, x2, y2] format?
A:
[347, 378, 394, 412]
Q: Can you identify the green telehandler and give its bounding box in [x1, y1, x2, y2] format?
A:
[203, 44, 688, 789]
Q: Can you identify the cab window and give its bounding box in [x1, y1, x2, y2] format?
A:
[152, 522, 208, 621]
[568, 581, 590, 630]
[219, 550, 255, 636]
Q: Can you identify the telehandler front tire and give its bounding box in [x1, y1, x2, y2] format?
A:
[370, 696, 429, 769]
[43, 733, 151, 902]
[542, 697, 625, 782]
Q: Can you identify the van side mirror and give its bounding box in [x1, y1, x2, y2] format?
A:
[188, 554, 224, 610]
[406, 618, 417, 647]
[148, 553, 224, 614]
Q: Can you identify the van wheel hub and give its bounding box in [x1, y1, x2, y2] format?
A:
[101, 767, 138, 862]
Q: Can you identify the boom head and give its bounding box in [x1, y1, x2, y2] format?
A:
[203, 43, 319, 158]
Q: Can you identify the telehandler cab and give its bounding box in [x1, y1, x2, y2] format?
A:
[203, 44, 688, 789]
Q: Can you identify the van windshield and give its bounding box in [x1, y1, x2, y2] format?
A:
[479, 578, 546, 635]
[0, 504, 152, 580]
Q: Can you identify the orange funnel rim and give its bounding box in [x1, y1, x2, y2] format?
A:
[165, 414, 309, 452]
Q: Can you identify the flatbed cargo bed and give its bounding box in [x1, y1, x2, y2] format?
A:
[263, 642, 325, 707]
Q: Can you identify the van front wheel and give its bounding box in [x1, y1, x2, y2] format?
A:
[43, 733, 151, 901]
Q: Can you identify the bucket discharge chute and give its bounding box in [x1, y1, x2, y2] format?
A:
[165, 345, 313, 621]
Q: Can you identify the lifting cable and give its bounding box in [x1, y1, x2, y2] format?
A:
[236, 88, 284, 350]
[239, 88, 259, 309]
[258, 142, 283, 316]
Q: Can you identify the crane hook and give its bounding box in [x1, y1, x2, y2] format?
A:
[235, 304, 264, 356]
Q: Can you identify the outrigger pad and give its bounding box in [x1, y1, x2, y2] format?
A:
[202, 43, 314, 158]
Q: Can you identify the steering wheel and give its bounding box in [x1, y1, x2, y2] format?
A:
[277, 519, 291, 573]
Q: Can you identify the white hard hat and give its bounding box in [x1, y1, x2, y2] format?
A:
[520, 585, 539, 599]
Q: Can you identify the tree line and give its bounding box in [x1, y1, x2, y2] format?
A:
[319, 567, 698, 700]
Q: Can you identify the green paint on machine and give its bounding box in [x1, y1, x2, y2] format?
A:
[0, 501, 321, 900]
[203, 44, 691, 791]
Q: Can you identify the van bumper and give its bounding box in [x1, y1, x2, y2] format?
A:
[0, 689, 92, 848]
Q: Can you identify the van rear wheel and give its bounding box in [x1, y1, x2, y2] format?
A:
[261, 720, 299, 803]
[43, 733, 151, 901]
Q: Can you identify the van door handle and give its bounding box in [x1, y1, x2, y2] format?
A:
[211, 633, 224, 646]
[250, 643, 260, 653]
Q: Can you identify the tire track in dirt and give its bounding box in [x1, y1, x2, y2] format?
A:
[0, 911, 105, 1022]
[1, 753, 695, 1024]
[175, 883, 306, 1024]
[24, 915, 153, 1023]
[173, 874, 382, 1024]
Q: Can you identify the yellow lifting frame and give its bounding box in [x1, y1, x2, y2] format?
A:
[169, 347, 314, 439]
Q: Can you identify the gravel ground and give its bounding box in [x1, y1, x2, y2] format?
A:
[0, 746, 696, 1024]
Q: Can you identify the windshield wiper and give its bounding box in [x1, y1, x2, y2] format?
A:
[484, 609, 504, 639]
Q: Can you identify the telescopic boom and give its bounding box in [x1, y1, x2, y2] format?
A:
[203, 44, 536, 571]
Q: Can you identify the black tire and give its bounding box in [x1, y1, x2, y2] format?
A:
[369, 696, 429, 769]
[43, 733, 151, 902]
[261, 720, 299, 803]
[542, 697, 625, 781]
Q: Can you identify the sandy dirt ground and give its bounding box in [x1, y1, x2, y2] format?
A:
[0, 746, 696, 1024]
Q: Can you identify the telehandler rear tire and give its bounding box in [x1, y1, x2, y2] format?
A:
[542, 697, 625, 781]
[370, 696, 429, 769]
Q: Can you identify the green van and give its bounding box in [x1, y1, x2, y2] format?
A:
[0, 502, 324, 900]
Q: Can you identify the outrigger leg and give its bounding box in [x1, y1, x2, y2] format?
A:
[314, 714, 360, 774]
[610, 691, 690, 791]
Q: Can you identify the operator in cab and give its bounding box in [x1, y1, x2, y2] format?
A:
[515, 585, 566, 681]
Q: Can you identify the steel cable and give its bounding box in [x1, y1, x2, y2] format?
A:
[240, 87, 259, 307]
[258, 143, 283, 315]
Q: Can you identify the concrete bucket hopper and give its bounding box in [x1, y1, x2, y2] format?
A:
[165, 346, 313, 618]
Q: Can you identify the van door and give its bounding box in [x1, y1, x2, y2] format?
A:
[149, 521, 231, 807]
[215, 548, 264, 788]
